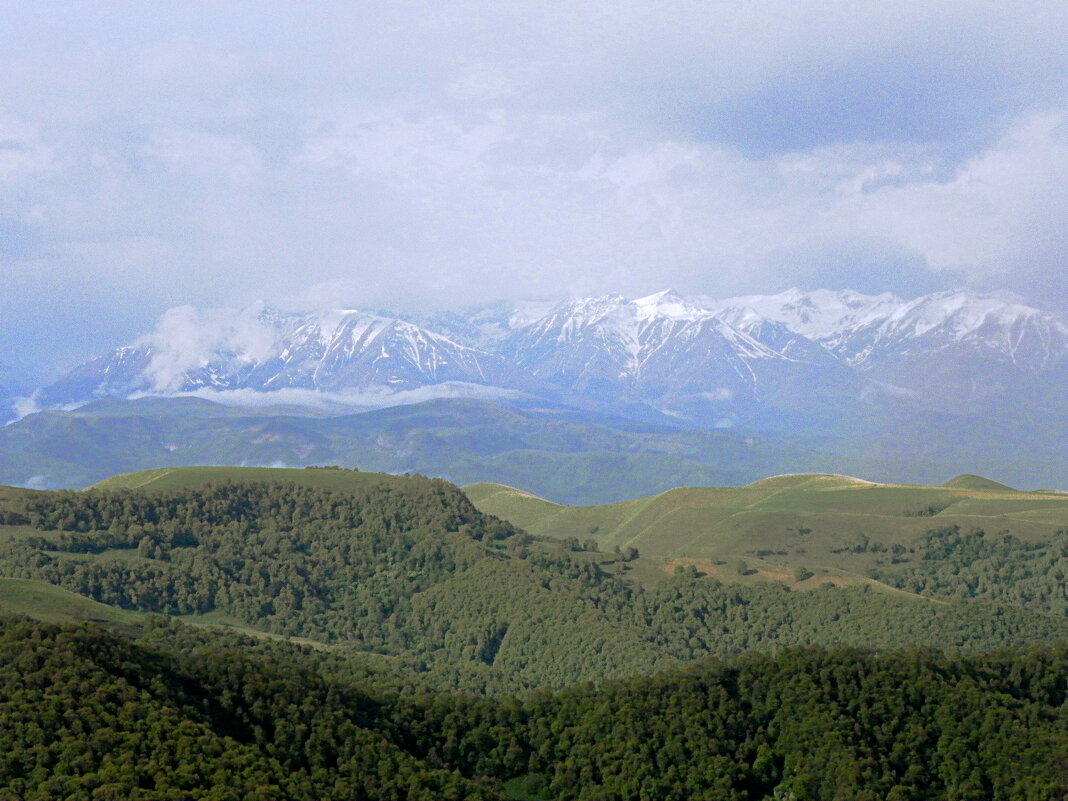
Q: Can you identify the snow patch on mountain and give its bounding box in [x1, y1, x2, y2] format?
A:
[632, 289, 709, 321]
[706, 288, 904, 344]
[704, 287, 1067, 371]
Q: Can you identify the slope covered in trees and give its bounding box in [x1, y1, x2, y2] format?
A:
[870, 525, 1068, 616]
[0, 615, 1065, 801]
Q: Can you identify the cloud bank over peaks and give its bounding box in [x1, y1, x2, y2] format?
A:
[2, 2, 1068, 379]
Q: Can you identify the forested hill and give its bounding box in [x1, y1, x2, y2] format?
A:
[1, 468, 1068, 695]
[0, 615, 1065, 801]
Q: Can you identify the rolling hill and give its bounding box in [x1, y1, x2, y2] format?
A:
[2, 614, 1063, 800]
[466, 473, 1068, 611]
[466, 472, 1067, 554]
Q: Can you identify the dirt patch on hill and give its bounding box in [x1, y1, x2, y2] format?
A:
[658, 557, 792, 582]
[658, 557, 866, 589]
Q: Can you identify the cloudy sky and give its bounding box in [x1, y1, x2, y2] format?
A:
[2, 1, 1067, 380]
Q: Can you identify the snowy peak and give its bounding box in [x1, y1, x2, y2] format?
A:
[247, 308, 504, 391]
[883, 290, 1059, 338]
[702, 287, 1066, 372]
[848, 290, 1068, 371]
[708, 288, 904, 343]
[498, 290, 840, 408]
[37, 305, 515, 408]
[632, 289, 708, 320]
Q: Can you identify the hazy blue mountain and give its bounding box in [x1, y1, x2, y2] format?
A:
[4, 394, 1064, 500]
[0, 396, 869, 501]
[36, 288, 1066, 427]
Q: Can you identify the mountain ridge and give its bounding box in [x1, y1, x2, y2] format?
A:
[30, 287, 1066, 431]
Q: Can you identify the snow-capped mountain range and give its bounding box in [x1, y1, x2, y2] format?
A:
[31, 288, 1068, 432]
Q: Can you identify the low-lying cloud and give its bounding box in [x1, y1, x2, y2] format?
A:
[141, 383, 532, 412]
[140, 305, 279, 393]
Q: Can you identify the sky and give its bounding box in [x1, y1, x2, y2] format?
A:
[2, 1, 1068, 382]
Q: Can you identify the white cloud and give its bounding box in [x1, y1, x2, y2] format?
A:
[11, 393, 41, 421]
[294, 102, 1068, 306]
[844, 109, 1068, 283]
[132, 382, 530, 411]
[302, 108, 510, 184]
[139, 305, 279, 392]
[146, 129, 263, 184]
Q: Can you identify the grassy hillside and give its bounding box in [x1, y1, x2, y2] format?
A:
[942, 473, 1018, 491]
[467, 473, 1068, 602]
[0, 578, 143, 626]
[90, 464, 412, 493]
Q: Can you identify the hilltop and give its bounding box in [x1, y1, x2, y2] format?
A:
[90, 464, 410, 493]
[942, 473, 1018, 492]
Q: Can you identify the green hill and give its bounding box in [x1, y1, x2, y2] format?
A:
[2, 465, 1067, 798]
[466, 473, 1068, 612]
[743, 472, 880, 490]
[466, 473, 1067, 560]
[942, 473, 1018, 491]
[90, 464, 410, 493]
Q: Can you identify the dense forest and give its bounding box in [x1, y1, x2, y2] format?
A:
[2, 479, 1067, 694]
[871, 525, 1068, 616]
[0, 616, 1065, 801]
